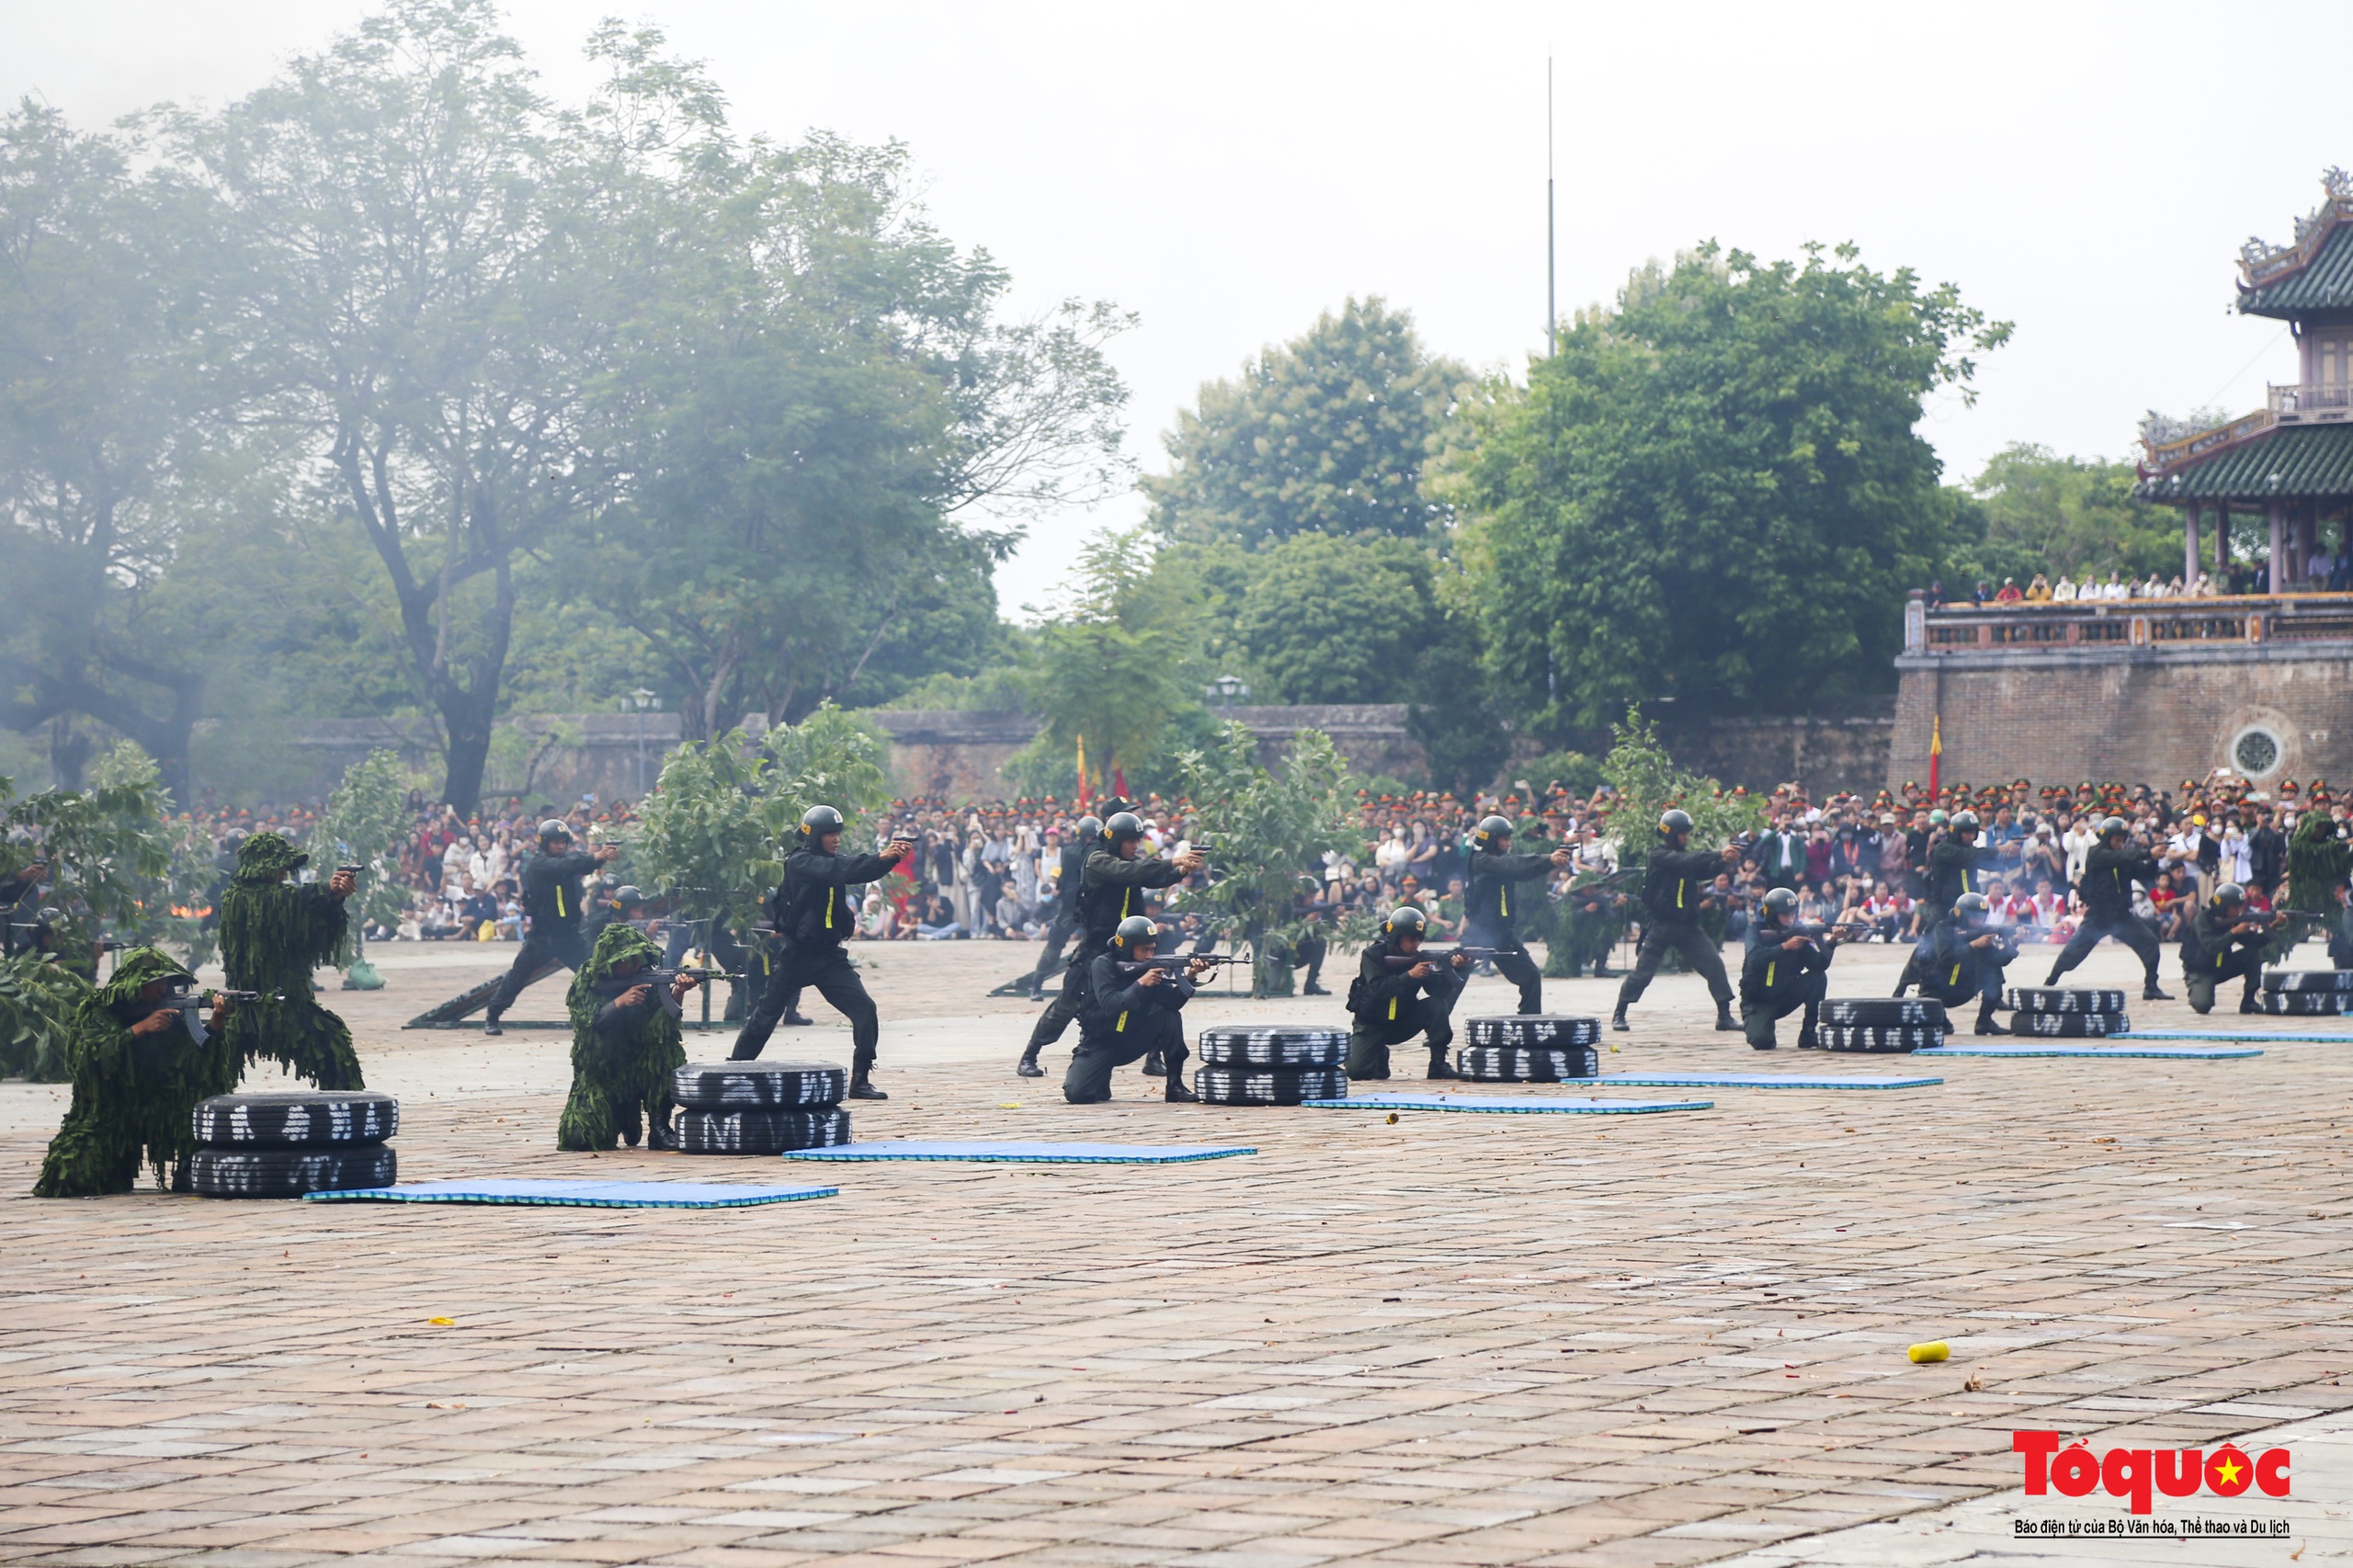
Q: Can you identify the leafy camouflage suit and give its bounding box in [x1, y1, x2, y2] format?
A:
[220, 832, 365, 1090]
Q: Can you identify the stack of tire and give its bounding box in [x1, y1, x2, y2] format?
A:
[2258, 970, 2353, 1016]
[1194, 1028, 1347, 1104]
[1810, 998, 1948, 1052]
[188, 1091, 399, 1198]
[2006, 987, 2130, 1037]
[1459, 1015, 1600, 1082]
[673, 1061, 851, 1153]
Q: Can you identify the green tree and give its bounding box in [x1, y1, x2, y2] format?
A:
[1006, 528, 1206, 798]
[1446, 243, 2010, 733]
[1175, 724, 1361, 997]
[1146, 297, 1466, 546]
[313, 749, 413, 956]
[1598, 707, 1763, 869]
[1955, 443, 2184, 587]
[1231, 533, 1438, 704]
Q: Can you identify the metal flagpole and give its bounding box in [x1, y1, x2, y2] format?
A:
[1547, 55, 1556, 355]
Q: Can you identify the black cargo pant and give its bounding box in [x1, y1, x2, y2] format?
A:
[2186, 948, 2266, 1014]
[730, 946, 878, 1069]
[2047, 909, 2162, 987]
[1064, 1009, 1188, 1103]
[1614, 921, 1733, 1008]
[1022, 950, 1096, 1065]
[486, 925, 589, 1019]
[1347, 967, 1466, 1078]
[1741, 970, 1824, 1050]
[1463, 923, 1541, 1013]
[1025, 910, 1077, 990]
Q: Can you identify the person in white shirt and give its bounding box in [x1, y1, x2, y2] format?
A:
[2062, 816, 2097, 884]
[2052, 576, 2077, 601]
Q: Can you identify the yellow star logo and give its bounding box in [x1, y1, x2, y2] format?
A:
[2213, 1457, 2244, 1487]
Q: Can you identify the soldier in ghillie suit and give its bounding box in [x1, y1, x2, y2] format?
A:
[34, 948, 237, 1197]
[558, 924, 697, 1152]
[220, 832, 364, 1089]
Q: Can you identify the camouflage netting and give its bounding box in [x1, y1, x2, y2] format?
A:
[557, 924, 685, 1152]
[34, 947, 240, 1197]
[221, 832, 363, 1089]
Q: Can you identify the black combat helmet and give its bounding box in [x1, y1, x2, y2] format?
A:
[1954, 891, 1992, 921]
[1952, 810, 1981, 835]
[1076, 815, 1103, 840]
[1761, 887, 1799, 917]
[1472, 814, 1513, 851]
[1104, 812, 1145, 846]
[1112, 914, 1156, 951]
[801, 804, 846, 836]
[1659, 808, 1693, 840]
[612, 885, 643, 906]
[2212, 881, 2246, 909]
[537, 818, 572, 843]
[2098, 816, 2129, 840]
[1383, 905, 1428, 937]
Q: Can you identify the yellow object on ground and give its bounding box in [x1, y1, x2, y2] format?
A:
[1907, 1341, 1949, 1363]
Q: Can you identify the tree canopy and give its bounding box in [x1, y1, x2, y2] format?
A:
[1445, 243, 2009, 734]
[1949, 443, 2184, 589]
[1145, 297, 1464, 547]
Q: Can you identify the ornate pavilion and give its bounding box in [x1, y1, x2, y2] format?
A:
[2138, 168, 2353, 587]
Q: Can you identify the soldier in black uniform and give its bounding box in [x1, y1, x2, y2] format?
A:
[484, 821, 618, 1035]
[2180, 882, 2271, 1016]
[1345, 905, 1469, 1079]
[1016, 812, 1202, 1078]
[1023, 817, 1098, 1003]
[1738, 887, 1846, 1051]
[2043, 816, 2176, 1000]
[0, 856, 47, 956]
[1461, 814, 1570, 1014]
[1063, 915, 1209, 1104]
[1923, 811, 2000, 929]
[582, 882, 646, 947]
[729, 805, 914, 1098]
[1919, 892, 2017, 1034]
[1284, 876, 1333, 996]
[2332, 882, 2353, 971]
[1612, 810, 1744, 1033]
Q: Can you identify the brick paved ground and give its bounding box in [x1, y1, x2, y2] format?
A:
[5, 937, 2352, 1566]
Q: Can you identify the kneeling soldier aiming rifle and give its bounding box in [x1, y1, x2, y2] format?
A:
[2181, 883, 2305, 1015]
[1738, 888, 1860, 1051]
[1920, 891, 2018, 1035]
[1064, 915, 1210, 1104]
[1347, 905, 1472, 1080]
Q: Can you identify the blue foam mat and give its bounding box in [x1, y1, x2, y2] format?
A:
[1307, 1093, 1711, 1115]
[306, 1179, 838, 1208]
[1597, 1072, 1940, 1091]
[1915, 1044, 2261, 1060]
[2119, 1030, 2350, 1043]
[779, 1141, 1253, 1164]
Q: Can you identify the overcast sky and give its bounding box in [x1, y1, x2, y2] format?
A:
[9, 2, 2346, 613]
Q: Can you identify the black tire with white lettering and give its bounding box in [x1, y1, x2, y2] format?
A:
[2016, 1010, 2129, 1036]
[676, 1107, 852, 1154]
[1457, 1044, 1599, 1082]
[188, 1145, 395, 1199]
[1805, 1026, 1943, 1052]
[672, 1062, 847, 1109]
[2259, 990, 2353, 1016]
[1465, 1016, 1602, 1049]
[1821, 999, 1949, 1029]
[1194, 1067, 1347, 1105]
[1195, 1028, 1346, 1068]
[192, 1091, 399, 1147]
[2006, 987, 2128, 1015]
[2264, 970, 2353, 994]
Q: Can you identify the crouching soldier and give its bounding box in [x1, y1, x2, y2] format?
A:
[1738, 887, 1843, 1051]
[1919, 892, 2017, 1036]
[35, 949, 239, 1196]
[558, 925, 698, 1151]
[2180, 882, 2270, 1016]
[1346, 905, 1469, 1080]
[1064, 916, 1208, 1105]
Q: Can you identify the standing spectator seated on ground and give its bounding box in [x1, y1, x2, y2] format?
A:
[915, 892, 964, 939]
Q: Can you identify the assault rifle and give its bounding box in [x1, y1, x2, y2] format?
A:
[597, 964, 739, 1022]
[1777, 918, 1873, 943]
[150, 975, 266, 1046]
[1381, 945, 1500, 969]
[1114, 952, 1246, 979]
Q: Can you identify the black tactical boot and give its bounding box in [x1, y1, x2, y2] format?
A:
[482, 1013, 504, 1037]
[782, 1010, 813, 1027]
[648, 1109, 677, 1152]
[1141, 1050, 1166, 1077]
[2143, 981, 2173, 1002]
[848, 1070, 888, 1100]
[1610, 1005, 1630, 1032]
[1713, 999, 1741, 1033]
[1016, 1051, 1044, 1078]
[1427, 1049, 1460, 1080]
[1974, 998, 2010, 1036]
[1164, 1072, 1199, 1103]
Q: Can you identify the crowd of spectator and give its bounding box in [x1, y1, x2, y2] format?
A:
[1925, 541, 2353, 608]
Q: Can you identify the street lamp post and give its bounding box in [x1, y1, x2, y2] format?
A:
[629, 687, 658, 799]
[1209, 674, 1250, 710]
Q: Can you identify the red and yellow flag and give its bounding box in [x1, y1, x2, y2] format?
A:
[1927, 714, 1942, 796]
